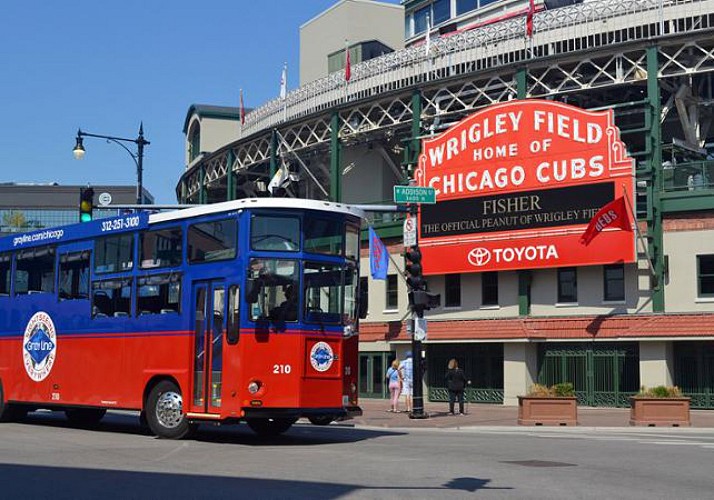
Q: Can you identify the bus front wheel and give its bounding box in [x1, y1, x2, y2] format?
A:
[146, 380, 193, 439]
[246, 417, 297, 437]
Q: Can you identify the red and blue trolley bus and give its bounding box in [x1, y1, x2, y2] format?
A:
[0, 198, 365, 438]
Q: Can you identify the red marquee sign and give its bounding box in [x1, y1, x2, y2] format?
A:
[415, 99, 635, 275]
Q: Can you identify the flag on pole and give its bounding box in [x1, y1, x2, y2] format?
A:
[579, 196, 632, 246]
[344, 42, 351, 82]
[239, 89, 245, 125]
[280, 63, 287, 100]
[425, 13, 431, 57]
[369, 227, 388, 280]
[526, 0, 535, 38]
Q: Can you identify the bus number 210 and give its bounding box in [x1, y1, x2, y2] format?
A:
[273, 364, 292, 374]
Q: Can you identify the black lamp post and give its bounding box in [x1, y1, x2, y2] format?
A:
[73, 123, 150, 205]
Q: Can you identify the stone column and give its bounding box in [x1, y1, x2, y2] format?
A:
[503, 342, 538, 406]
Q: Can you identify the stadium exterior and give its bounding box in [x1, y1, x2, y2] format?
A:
[177, 0, 714, 408]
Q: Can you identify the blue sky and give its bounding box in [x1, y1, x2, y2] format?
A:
[0, 1, 400, 204]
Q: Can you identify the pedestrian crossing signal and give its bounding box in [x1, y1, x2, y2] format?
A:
[79, 187, 94, 223]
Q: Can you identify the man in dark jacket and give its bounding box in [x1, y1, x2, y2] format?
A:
[445, 359, 468, 415]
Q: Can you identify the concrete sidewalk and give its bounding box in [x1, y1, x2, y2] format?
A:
[344, 398, 714, 429]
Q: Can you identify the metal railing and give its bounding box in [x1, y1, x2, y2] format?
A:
[242, 0, 713, 135]
[662, 161, 714, 192]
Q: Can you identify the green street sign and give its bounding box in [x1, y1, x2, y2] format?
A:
[393, 185, 436, 204]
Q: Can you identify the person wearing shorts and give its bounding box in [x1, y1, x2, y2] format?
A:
[399, 351, 414, 413]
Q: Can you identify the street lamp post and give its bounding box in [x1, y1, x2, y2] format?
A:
[72, 123, 150, 205]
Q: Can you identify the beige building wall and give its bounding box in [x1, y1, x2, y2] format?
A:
[503, 343, 538, 406]
[664, 228, 714, 312]
[300, 0, 404, 85]
[185, 115, 239, 167]
[639, 341, 674, 388]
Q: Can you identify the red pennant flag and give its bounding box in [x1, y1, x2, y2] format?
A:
[526, 0, 535, 38]
[580, 196, 632, 246]
[345, 45, 351, 82]
[239, 89, 245, 125]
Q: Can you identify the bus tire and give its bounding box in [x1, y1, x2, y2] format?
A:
[146, 380, 192, 439]
[65, 408, 106, 427]
[246, 417, 297, 437]
[308, 415, 333, 426]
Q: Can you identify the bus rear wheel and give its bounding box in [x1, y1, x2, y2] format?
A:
[246, 417, 297, 437]
[65, 408, 106, 427]
[308, 415, 334, 426]
[146, 380, 193, 439]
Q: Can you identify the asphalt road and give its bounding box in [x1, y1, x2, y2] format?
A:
[1, 411, 713, 499]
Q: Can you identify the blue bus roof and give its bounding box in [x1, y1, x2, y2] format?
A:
[0, 198, 365, 253]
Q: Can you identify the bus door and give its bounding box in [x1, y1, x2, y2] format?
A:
[190, 280, 225, 414]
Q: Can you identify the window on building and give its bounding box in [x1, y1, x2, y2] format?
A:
[95, 234, 134, 274]
[250, 215, 299, 252]
[137, 274, 181, 315]
[189, 123, 201, 163]
[456, 0, 478, 15]
[481, 271, 498, 306]
[697, 255, 714, 298]
[414, 5, 430, 34]
[15, 246, 55, 295]
[59, 251, 90, 300]
[386, 274, 398, 310]
[0, 253, 10, 296]
[445, 274, 461, 307]
[140, 227, 182, 269]
[603, 264, 625, 302]
[92, 278, 132, 318]
[557, 267, 578, 303]
[434, 0, 450, 23]
[188, 219, 237, 263]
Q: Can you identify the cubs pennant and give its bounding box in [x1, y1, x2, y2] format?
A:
[580, 196, 632, 246]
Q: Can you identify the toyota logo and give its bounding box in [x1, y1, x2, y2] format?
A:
[468, 247, 491, 267]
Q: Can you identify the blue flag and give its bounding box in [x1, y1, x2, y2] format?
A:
[369, 226, 388, 280]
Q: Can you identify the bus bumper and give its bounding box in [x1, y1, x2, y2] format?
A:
[243, 405, 362, 421]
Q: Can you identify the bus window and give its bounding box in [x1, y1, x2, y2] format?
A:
[59, 251, 90, 300]
[346, 225, 360, 261]
[246, 259, 298, 321]
[0, 253, 10, 296]
[250, 215, 299, 252]
[15, 246, 55, 295]
[95, 234, 134, 274]
[137, 274, 181, 315]
[304, 262, 344, 324]
[92, 278, 132, 318]
[227, 285, 240, 344]
[305, 218, 342, 256]
[140, 227, 182, 269]
[188, 219, 237, 263]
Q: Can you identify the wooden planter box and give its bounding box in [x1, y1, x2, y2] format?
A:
[629, 397, 691, 427]
[518, 396, 578, 426]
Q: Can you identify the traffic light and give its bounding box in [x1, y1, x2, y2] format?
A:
[405, 246, 441, 318]
[404, 247, 425, 291]
[79, 187, 94, 223]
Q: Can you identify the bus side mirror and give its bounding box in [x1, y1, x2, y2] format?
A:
[359, 284, 368, 319]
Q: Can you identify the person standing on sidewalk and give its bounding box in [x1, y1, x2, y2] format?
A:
[445, 358, 468, 415]
[399, 352, 413, 413]
[385, 359, 402, 412]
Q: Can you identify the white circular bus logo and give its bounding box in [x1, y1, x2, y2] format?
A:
[309, 342, 334, 372]
[23, 312, 57, 382]
[467, 247, 491, 267]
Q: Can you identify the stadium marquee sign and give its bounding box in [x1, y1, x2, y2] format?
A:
[415, 99, 635, 274]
